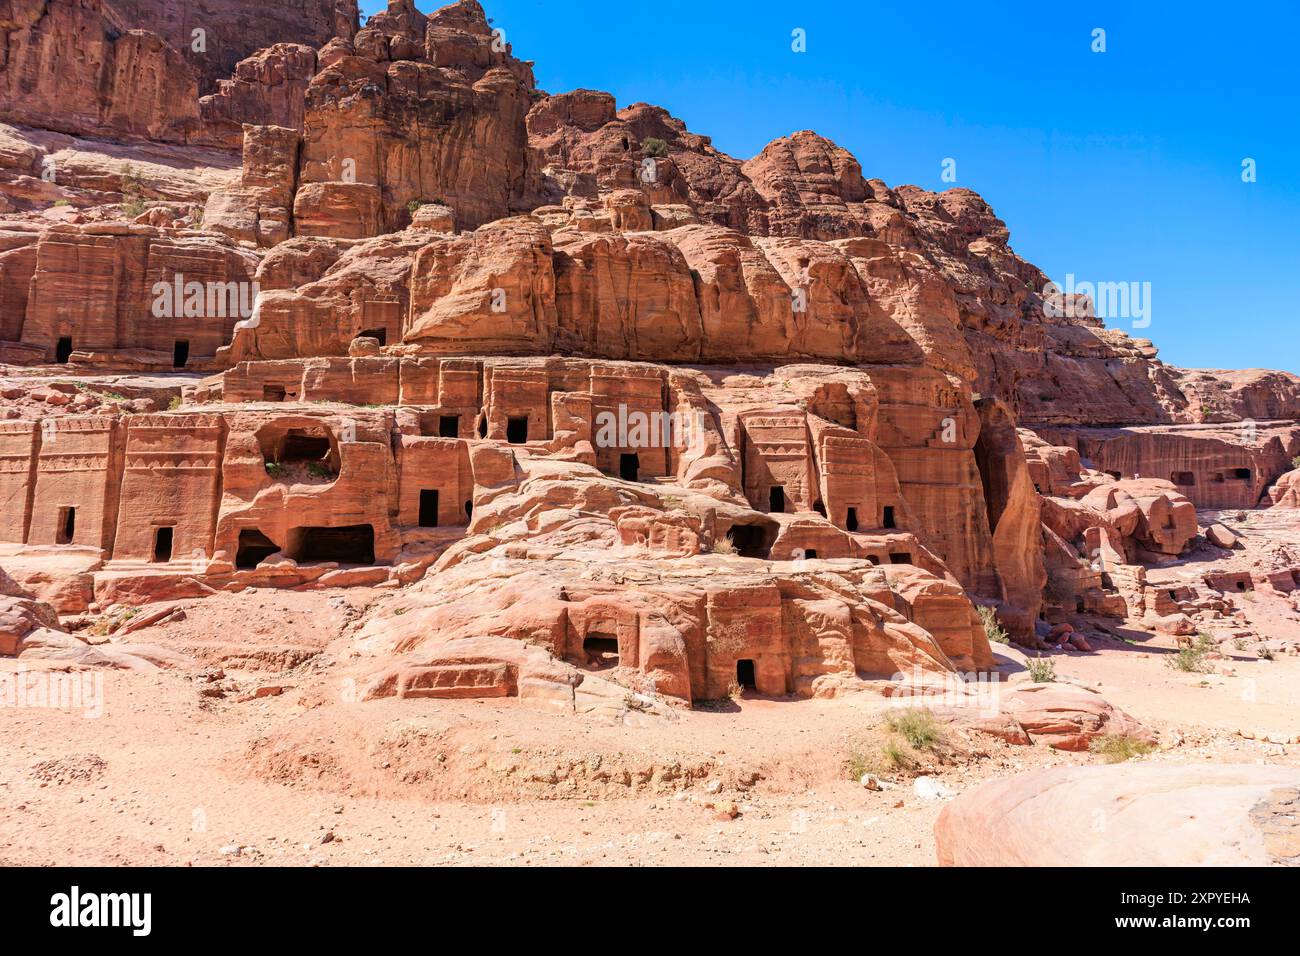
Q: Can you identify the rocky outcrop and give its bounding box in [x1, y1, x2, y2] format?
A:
[293, 0, 538, 235]
[8, 223, 260, 367]
[203, 125, 299, 246]
[0, 0, 359, 146]
[1270, 468, 1300, 508]
[106, 0, 357, 94]
[0, 562, 62, 655]
[198, 44, 319, 150]
[2, 0, 1299, 738]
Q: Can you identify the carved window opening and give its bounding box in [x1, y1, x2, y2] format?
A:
[507, 416, 528, 444]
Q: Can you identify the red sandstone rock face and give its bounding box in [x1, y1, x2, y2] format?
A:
[107, 0, 357, 94]
[0, 0, 201, 143]
[0, 0, 357, 145]
[198, 44, 319, 150]
[9, 222, 259, 368]
[294, 0, 538, 235]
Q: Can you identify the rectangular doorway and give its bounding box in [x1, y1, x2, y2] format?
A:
[153, 527, 174, 562]
[418, 490, 439, 528]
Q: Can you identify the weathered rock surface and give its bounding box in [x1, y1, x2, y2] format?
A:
[0, 0, 1297, 739]
[996, 682, 1155, 752]
[0, 0, 358, 145]
[1270, 468, 1300, 508]
[936, 764, 1300, 866]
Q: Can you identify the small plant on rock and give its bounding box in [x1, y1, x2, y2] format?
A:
[641, 137, 669, 158]
[711, 536, 736, 555]
[264, 460, 285, 479]
[977, 605, 1009, 644]
[120, 164, 148, 218]
[1027, 655, 1057, 683]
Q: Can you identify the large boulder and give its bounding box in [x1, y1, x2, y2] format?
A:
[1269, 468, 1300, 508]
[997, 682, 1155, 751]
[936, 763, 1300, 866]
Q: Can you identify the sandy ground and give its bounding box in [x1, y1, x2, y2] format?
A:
[3, 578, 1299, 867]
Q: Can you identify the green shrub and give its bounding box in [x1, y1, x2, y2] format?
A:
[1090, 734, 1155, 763]
[265, 461, 285, 478]
[1166, 632, 1215, 673]
[120, 163, 148, 218]
[844, 748, 874, 781]
[885, 709, 941, 750]
[641, 137, 669, 158]
[879, 739, 914, 771]
[977, 605, 1009, 644]
[1027, 656, 1057, 683]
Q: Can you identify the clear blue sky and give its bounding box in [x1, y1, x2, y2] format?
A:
[364, 1, 1300, 374]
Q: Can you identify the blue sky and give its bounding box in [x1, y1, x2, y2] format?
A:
[363, 1, 1300, 373]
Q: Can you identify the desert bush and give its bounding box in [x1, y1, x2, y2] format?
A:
[1166, 632, 1215, 673]
[1090, 734, 1155, 763]
[885, 708, 942, 750]
[641, 137, 669, 158]
[1026, 656, 1057, 683]
[977, 605, 1009, 644]
[711, 536, 736, 555]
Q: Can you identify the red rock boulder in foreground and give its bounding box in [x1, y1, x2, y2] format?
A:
[936, 763, 1300, 866]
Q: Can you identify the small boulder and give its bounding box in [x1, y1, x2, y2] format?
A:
[1205, 523, 1240, 549]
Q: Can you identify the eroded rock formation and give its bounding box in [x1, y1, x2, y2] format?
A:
[1, 0, 1298, 718]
